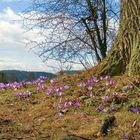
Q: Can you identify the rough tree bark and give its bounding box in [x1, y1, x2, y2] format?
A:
[96, 0, 140, 76]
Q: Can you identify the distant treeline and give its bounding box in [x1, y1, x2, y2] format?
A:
[0, 70, 56, 83]
[0, 70, 80, 83]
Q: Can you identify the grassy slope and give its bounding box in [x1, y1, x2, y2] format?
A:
[0, 70, 140, 140]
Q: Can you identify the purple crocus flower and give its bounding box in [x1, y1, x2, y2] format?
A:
[127, 84, 133, 89]
[100, 76, 104, 80]
[23, 91, 32, 96]
[106, 80, 115, 87]
[55, 87, 61, 92]
[98, 104, 104, 111]
[15, 92, 22, 97]
[36, 87, 40, 91]
[59, 86, 63, 91]
[130, 107, 139, 113]
[0, 83, 6, 90]
[36, 85, 45, 91]
[78, 82, 86, 87]
[57, 92, 62, 97]
[104, 76, 110, 80]
[46, 88, 53, 95]
[101, 96, 109, 102]
[55, 104, 62, 109]
[87, 79, 93, 85]
[88, 91, 94, 97]
[39, 76, 46, 81]
[63, 85, 69, 90]
[75, 101, 81, 108]
[113, 92, 119, 96]
[63, 101, 72, 108]
[68, 101, 73, 106]
[64, 102, 69, 108]
[93, 79, 99, 83]
[56, 112, 63, 117]
[92, 76, 98, 82]
[87, 86, 92, 91]
[123, 132, 129, 139]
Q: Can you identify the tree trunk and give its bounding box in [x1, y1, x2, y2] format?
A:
[96, 0, 140, 76]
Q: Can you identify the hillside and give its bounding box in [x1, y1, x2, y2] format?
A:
[0, 70, 80, 83]
[0, 70, 56, 82]
[0, 71, 140, 140]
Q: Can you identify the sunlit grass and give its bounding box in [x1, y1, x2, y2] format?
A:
[0, 74, 140, 139]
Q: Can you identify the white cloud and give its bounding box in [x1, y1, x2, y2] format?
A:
[0, 58, 27, 70]
[0, 7, 52, 72]
[0, 7, 84, 72]
[2, 7, 119, 72]
[0, 7, 42, 45]
[0, 54, 51, 72]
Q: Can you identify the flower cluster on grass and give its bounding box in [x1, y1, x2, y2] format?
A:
[1, 74, 139, 117]
[15, 90, 33, 98]
[46, 85, 69, 96]
[0, 76, 47, 91]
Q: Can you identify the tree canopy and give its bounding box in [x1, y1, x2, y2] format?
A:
[24, 0, 119, 70]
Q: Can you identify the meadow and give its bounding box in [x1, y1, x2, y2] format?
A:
[0, 70, 140, 140]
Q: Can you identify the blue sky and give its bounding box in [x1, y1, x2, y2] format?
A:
[0, 0, 119, 73]
[0, 0, 30, 12]
[0, 0, 83, 73]
[0, 0, 55, 72]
